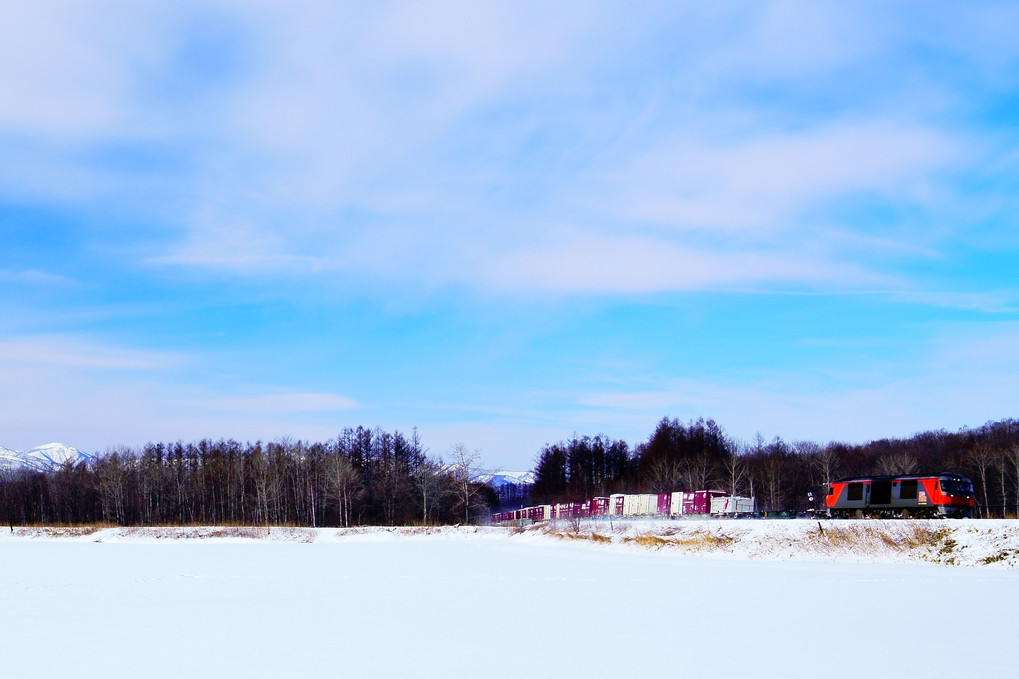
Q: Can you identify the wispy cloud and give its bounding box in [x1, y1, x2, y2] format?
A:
[0, 269, 78, 286]
[0, 334, 361, 451]
[482, 229, 894, 294]
[602, 120, 963, 233]
[0, 2, 1002, 301]
[1, 2, 1017, 467]
[0, 335, 181, 371]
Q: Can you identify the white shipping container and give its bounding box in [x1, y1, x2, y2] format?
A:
[623, 494, 639, 516]
[710, 496, 756, 515]
[670, 492, 683, 516]
[645, 494, 660, 515]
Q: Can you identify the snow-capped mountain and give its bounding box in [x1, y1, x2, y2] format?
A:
[0, 443, 95, 472]
[473, 470, 535, 487]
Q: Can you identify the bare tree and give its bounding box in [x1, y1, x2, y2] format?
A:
[1008, 445, 1019, 517]
[722, 450, 747, 498]
[449, 443, 482, 524]
[759, 454, 784, 512]
[411, 457, 447, 524]
[645, 458, 683, 493]
[95, 448, 129, 525]
[810, 444, 841, 489]
[874, 452, 918, 476]
[681, 451, 716, 491]
[995, 447, 1010, 518]
[325, 453, 363, 527]
[967, 443, 995, 518]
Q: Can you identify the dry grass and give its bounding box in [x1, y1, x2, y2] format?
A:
[545, 529, 613, 544]
[13, 526, 105, 538]
[806, 521, 956, 563]
[619, 531, 737, 552]
[623, 535, 671, 550]
[981, 549, 1016, 565]
[116, 526, 316, 542]
[669, 530, 737, 551]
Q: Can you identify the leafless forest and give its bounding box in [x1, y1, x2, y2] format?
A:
[3, 418, 1019, 526]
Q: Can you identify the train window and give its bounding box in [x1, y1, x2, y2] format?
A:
[941, 479, 975, 495]
[900, 480, 918, 500]
[847, 483, 863, 501]
[828, 486, 834, 495]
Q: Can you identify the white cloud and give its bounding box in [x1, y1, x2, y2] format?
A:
[0, 3, 134, 139]
[604, 120, 963, 233]
[0, 1, 1005, 304]
[0, 334, 361, 452]
[149, 217, 328, 272]
[0, 336, 181, 371]
[481, 228, 894, 294]
[0, 269, 78, 286]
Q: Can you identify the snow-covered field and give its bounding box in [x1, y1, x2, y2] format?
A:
[2, 523, 1017, 678]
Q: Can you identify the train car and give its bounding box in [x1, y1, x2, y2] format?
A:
[826, 472, 975, 518]
[656, 493, 672, 515]
[684, 490, 727, 515]
[608, 494, 625, 516]
[590, 497, 609, 517]
[710, 495, 755, 516]
[638, 494, 655, 515]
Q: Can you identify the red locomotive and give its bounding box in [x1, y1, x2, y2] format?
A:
[826, 472, 974, 518]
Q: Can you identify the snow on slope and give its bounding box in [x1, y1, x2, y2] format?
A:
[0, 442, 94, 471]
[529, 517, 1019, 567]
[5, 520, 1019, 568]
[473, 470, 534, 486]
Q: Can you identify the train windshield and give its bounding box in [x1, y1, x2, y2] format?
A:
[941, 479, 974, 495]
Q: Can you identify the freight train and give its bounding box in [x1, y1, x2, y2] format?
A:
[826, 472, 975, 518]
[490, 489, 755, 524]
[492, 470, 976, 524]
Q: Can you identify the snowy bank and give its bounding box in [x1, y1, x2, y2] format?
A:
[523, 518, 1019, 567]
[3, 519, 1019, 567]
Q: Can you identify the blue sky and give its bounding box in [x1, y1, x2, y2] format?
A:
[2, 1, 1018, 470]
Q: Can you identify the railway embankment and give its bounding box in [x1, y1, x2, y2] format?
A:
[527, 518, 1019, 567]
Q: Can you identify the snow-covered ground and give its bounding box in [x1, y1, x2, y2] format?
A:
[2, 524, 1017, 678]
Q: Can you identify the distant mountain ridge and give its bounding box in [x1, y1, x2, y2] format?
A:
[0, 443, 95, 472]
[473, 470, 534, 487]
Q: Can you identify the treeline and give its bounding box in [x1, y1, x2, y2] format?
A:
[0, 427, 496, 527]
[531, 417, 1019, 517]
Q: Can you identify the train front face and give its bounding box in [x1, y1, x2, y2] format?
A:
[932, 474, 975, 517]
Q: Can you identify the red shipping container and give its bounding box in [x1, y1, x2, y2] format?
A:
[690, 490, 728, 514]
[657, 493, 672, 515]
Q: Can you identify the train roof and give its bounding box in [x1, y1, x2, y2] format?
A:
[831, 471, 971, 484]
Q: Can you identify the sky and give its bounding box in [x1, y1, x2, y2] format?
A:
[2, 1, 1018, 470]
